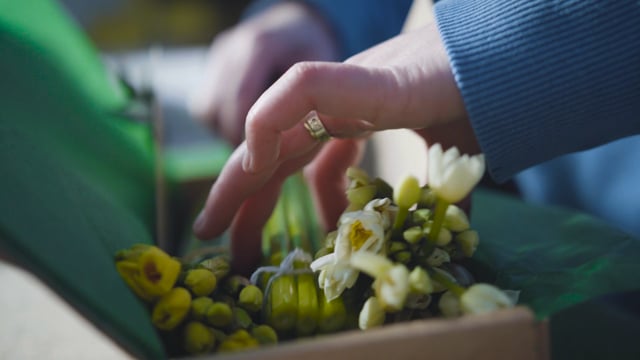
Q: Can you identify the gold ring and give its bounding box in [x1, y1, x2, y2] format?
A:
[303, 111, 331, 142]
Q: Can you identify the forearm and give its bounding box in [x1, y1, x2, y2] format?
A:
[435, 0, 640, 182]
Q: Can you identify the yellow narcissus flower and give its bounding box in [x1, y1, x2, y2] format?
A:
[427, 144, 485, 204]
[460, 284, 514, 315]
[115, 244, 181, 301]
[350, 252, 410, 312]
[151, 287, 192, 330]
[359, 296, 385, 330]
[310, 202, 387, 300]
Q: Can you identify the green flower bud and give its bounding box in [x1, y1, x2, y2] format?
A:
[238, 285, 263, 313]
[191, 296, 214, 321]
[424, 225, 452, 246]
[184, 268, 217, 296]
[408, 266, 433, 295]
[456, 230, 479, 257]
[444, 205, 470, 232]
[217, 330, 259, 353]
[222, 275, 250, 298]
[232, 307, 253, 330]
[346, 185, 378, 209]
[151, 287, 191, 330]
[403, 226, 423, 244]
[251, 324, 278, 345]
[412, 208, 432, 225]
[198, 256, 230, 280]
[346, 166, 371, 187]
[358, 297, 385, 330]
[394, 176, 421, 209]
[438, 290, 462, 317]
[426, 248, 451, 267]
[206, 302, 233, 328]
[183, 321, 215, 355]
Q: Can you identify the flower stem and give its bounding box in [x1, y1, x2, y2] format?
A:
[430, 269, 465, 297]
[428, 199, 449, 244]
[393, 207, 409, 232]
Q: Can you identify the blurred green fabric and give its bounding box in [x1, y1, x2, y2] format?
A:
[1, 1, 639, 359]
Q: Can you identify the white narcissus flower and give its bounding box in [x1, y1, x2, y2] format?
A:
[310, 205, 386, 300]
[460, 283, 515, 315]
[358, 297, 386, 330]
[350, 252, 410, 312]
[427, 143, 485, 203]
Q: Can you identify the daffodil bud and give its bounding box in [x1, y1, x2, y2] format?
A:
[232, 307, 253, 330]
[198, 256, 230, 280]
[151, 287, 191, 330]
[431, 268, 457, 293]
[393, 251, 412, 265]
[456, 230, 479, 257]
[412, 208, 432, 225]
[115, 244, 181, 301]
[238, 285, 263, 313]
[251, 324, 278, 345]
[358, 296, 385, 330]
[444, 205, 470, 231]
[426, 248, 451, 267]
[184, 268, 217, 296]
[206, 302, 233, 328]
[394, 176, 421, 209]
[346, 185, 378, 209]
[408, 266, 433, 295]
[438, 290, 462, 317]
[217, 330, 259, 353]
[460, 284, 514, 315]
[222, 275, 250, 298]
[191, 296, 213, 321]
[374, 265, 409, 312]
[424, 225, 452, 246]
[403, 226, 423, 244]
[346, 167, 371, 187]
[183, 321, 215, 355]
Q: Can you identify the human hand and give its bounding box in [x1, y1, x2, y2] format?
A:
[189, 2, 339, 145]
[193, 20, 481, 272]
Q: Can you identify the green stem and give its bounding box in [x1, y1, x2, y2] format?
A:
[430, 269, 465, 297]
[393, 206, 409, 232]
[428, 199, 449, 245]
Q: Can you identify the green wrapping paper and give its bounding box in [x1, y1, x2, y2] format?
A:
[1, 1, 640, 359]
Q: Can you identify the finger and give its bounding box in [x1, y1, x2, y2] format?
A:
[193, 129, 321, 239]
[304, 138, 366, 231]
[243, 62, 405, 173]
[229, 148, 321, 274]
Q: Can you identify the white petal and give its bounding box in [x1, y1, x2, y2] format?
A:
[310, 253, 336, 272]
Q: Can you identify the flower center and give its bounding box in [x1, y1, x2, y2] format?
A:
[349, 220, 372, 251]
[143, 261, 162, 283]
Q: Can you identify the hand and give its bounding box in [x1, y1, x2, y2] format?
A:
[194, 20, 480, 272]
[189, 2, 339, 145]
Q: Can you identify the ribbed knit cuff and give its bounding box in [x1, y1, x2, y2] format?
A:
[435, 0, 640, 182]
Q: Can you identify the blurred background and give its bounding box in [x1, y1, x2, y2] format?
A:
[1, 1, 251, 359]
[60, 0, 251, 51]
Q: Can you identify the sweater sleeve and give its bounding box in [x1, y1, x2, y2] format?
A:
[245, 0, 413, 59]
[434, 0, 640, 182]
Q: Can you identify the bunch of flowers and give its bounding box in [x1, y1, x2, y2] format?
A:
[114, 143, 517, 357]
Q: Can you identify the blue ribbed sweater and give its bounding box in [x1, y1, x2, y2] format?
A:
[248, 0, 640, 236]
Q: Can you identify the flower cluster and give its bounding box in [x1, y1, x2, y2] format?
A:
[115, 246, 278, 357]
[308, 144, 515, 329]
